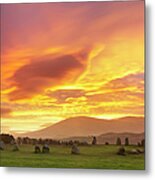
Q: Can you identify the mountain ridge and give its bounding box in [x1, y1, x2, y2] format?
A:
[20, 116, 144, 139]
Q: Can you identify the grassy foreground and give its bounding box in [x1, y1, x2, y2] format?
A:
[0, 145, 144, 170]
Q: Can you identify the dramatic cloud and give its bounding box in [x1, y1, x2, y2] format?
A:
[8, 53, 88, 100]
[90, 104, 144, 116]
[1, 1, 144, 133]
[86, 73, 144, 103]
[86, 90, 144, 103]
[102, 73, 144, 91]
[46, 89, 85, 103]
[1, 107, 12, 117]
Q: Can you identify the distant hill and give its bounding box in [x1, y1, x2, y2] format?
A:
[21, 116, 144, 139]
[97, 132, 144, 144]
[62, 132, 144, 145]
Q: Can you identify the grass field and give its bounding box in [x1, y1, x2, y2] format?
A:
[0, 144, 144, 170]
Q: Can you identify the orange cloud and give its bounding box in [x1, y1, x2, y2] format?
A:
[1, 107, 12, 118]
[86, 90, 144, 104]
[1, 1, 144, 133]
[8, 51, 90, 100]
[46, 89, 85, 103]
[102, 73, 144, 91]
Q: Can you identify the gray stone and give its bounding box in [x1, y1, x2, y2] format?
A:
[34, 145, 41, 153]
[0, 141, 5, 150]
[71, 144, 80, 155]
[136, 148, 144, 154]
[12, 143, 19, 151]
[129, 149, 139, 154]
[42, 144, 50, 153]
[117, 146, 126, 156]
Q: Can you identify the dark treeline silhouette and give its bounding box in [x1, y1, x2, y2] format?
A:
[0, 134, 15, 144]
[16, 137, 89, 146]
[0, 134, 145, 147]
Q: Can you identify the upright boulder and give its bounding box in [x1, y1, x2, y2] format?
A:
[117, 146, 126, 156]
[125, 137, 129, 146]
[42, 144, 50, 153]
[12, 142, 19, 151]
[92, 136, 97, 145]
[116, 137, 122, 145]
[71, 144, 80, 155]
[34, 145, 41, 153]
[0, 141, 5, 150]
[141, 139, 145, 147]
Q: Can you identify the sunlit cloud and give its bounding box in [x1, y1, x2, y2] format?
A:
[1, 107, 12, 118]
[1, 1, 144, 133]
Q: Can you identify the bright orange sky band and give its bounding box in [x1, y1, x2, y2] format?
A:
[1, 1, 144, 133]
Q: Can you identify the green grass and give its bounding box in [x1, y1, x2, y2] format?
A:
[0, 144, 144, 170]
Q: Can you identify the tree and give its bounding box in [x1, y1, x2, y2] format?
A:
[125, 137, 129, 146]
[0, 134, 15, 144]
[116, 137, 121, 145]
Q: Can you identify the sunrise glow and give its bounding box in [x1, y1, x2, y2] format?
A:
[1, 1, 144, 134]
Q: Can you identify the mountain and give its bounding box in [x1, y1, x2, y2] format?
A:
[21, 116, 144, 139]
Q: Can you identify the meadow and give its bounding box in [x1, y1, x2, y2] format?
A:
[0, 144, 144, 170]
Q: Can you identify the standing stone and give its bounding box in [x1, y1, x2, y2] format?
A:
[42, 144, 50, 153]
[34, 145, 41, 153]
[141, 139, 145, 147]
[0, 141, 5, 150]
[71, 144, 80, 155]
[125, 137, 129, 146]
[12, 142, 19, 151]
[117, 146, 126, 156]
[116, 137, 122, 145]
[92, 136, 97, 145]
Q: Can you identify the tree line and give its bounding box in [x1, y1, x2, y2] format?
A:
[0, 134, 145, 147]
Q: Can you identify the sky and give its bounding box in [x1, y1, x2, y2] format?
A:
[1, 1, 144, 134]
